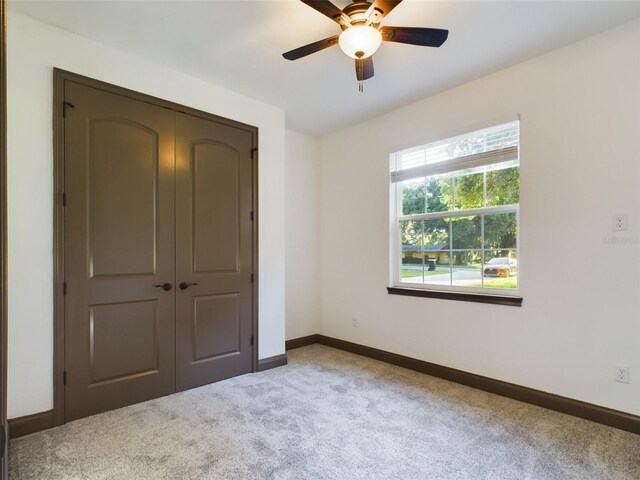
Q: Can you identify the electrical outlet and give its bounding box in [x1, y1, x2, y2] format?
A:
[613, 214, 628, 231]
[351, 317, 358, 328]
[615, 365, 630, 384]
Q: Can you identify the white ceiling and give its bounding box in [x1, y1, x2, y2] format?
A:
[9, 0, 640, 136]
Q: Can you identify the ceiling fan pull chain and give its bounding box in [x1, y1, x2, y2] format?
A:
[358, 81, 364, 93]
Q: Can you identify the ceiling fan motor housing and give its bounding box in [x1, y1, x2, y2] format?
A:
[339, 1, 383, 29]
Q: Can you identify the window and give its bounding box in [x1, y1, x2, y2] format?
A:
[390, 121, 520, 296]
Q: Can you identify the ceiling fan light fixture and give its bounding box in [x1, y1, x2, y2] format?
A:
[338, 25, 382, 59]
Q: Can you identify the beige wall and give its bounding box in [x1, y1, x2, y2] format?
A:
[317, 20, 640, 415]
[285, 130, 321, 340]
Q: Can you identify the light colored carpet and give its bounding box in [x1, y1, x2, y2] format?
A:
[10, 344, 640, 480]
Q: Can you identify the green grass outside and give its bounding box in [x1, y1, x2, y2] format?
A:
[401, 267, 449, 278]
[401, 264, 481, 278]
[469, 277, 518, 289]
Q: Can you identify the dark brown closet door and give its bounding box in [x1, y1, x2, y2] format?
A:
[64, 82, 176, 421]
[175, 112, 254, 391]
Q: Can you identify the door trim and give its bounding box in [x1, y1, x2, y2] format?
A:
[53, 68, 259, 426]
[1, 0, 8, 475]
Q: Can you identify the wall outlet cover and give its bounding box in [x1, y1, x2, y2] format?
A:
[613, 214, 628, 231]
[615, 365, 630, 384]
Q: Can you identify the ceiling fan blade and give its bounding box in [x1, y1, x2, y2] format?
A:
[283, 35, 339, 61]
[366, 0, 402, 22]
[380, 26, 449, 47]
[300, 0, 344, 25]
[355, 57, 374, 81]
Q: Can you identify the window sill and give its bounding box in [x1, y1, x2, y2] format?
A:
[387, 286, 523, 307]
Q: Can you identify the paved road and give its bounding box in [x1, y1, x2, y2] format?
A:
[402, 266, 501, 286]
[403, 273, 478, 285]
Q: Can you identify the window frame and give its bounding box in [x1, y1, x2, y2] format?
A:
[389, 121, 521, 299]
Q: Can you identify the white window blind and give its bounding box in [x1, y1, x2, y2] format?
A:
[390, 121, 519, 183]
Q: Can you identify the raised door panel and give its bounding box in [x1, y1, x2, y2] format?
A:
[89, 120, 157, 277]
[192, 293, 240, 362]
[90, 300, 159, 384]
[192, 142, 239, 274]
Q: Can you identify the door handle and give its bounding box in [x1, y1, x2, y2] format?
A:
[154, 282, 173, 291]
[179, 282, 198, 290]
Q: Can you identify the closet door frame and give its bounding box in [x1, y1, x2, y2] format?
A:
[53, 68, 259, 427]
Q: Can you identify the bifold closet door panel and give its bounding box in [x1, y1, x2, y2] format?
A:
[174, 112, 254, 391]
[63, 82, 176, 421]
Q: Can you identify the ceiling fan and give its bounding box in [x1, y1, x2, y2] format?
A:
[282, 0, 449, 91]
